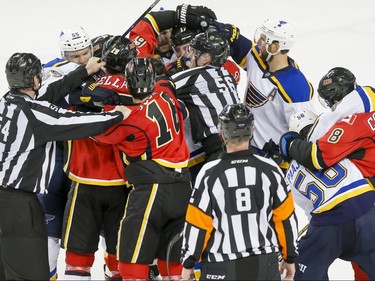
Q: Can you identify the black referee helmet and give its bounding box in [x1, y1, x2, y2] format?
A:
[218, 103, 254, 140]
[5, 52, 42, 90]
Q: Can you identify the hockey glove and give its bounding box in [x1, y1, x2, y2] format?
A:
[81, 82, 121, 107]
[262, 139, 282, 165]
[215, 23, 240, 45]
[176, 4, 217, 30]
[279, 131, 301, 162]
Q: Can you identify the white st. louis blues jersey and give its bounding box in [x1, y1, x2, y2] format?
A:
[39, 58, 80, 101]
[308, 85, 375, 140]
[285, 158, 373, 223]
[241, 44, 315, 149]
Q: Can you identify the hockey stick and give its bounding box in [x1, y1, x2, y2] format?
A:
[166, 228, 184, 280]
[278, 223, 309, 262]
[100, 0, 162, 61]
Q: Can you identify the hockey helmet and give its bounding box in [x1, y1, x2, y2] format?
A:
[102, 36, 137, 73]
[59, 26, 92, 59]
[91, 34, 113, 57]
[125, 58, 155, 100]
[171, 26, 197, 46]
[6, 52, 42, 90]
[190, 31, 230, 67]
[288, 109, 317, 139]
[317, 67, 356, 108]
[254, 18, 296, 51]
[218, 103, 254, 140]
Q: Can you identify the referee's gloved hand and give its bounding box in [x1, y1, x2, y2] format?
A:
[279, 131, 301, 161]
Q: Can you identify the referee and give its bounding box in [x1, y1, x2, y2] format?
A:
[0, 52, 128, 280]
[181, 103, 299, 280]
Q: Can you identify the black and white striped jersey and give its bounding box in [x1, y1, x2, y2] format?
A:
[0, 90, 123, 194]
[181, 149, 298, 268]
[172, 66, 240, 156]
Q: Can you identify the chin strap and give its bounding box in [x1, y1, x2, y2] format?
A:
[265, 44, 281, 62]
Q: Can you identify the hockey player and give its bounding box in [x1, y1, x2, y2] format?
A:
[61, 35, 137, 281]
[154, 28, 177, 66]
[213, 17, 315, 170]
[286, 109, 371, 280]
[0, 52, 128, 280]
[280, 68, 375, 279]
[167, 26, 241, 84]
[93, 58, 192, 280]
[166, 26, 197, 75]
[281, 108, 375, 279]
[181, 103, 298, 280]
[37, 25, 95, 280]
[129, 4, 217, 58]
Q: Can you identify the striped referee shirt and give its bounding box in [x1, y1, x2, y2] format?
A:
[172, 66, 240, 155]
[181, 149, 298, 268]
[0, 68, 123, 194]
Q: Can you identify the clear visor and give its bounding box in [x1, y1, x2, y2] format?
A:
[318, 94, 332, 110]
[254, 28, 267, 45]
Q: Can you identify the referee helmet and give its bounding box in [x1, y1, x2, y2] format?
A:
[218, 103, 254, 141]
[5, 52, 42, 90]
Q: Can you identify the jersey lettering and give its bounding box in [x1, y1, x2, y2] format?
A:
[235, 188, 251, 211]
[367, 112, 375, 131]
[146, 93, 180, 148]
[327, 128, 344, 143]
[295, 163, 347, 208]
[0, 116, 10, 143]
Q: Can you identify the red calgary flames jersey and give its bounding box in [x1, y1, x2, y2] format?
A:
[96, 89, 189, 169]
[315, 111, 375, 177]
[64, 74, 129, 185]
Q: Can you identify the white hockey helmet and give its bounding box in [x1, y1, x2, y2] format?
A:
[289, 109, 317, 134]
[255, 18, 296, 51]
[59, 26, 92, 59]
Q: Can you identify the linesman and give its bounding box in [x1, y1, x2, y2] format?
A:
[181, 103, 298, 280]
[0, 52, 128, 280]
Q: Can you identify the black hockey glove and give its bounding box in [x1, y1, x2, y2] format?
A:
[279, 131, 302, 162]
[262, 139, 282, 165]
[211, 22, 240, 46]
[81, 82, 121, 107]
[176, 4, 217, 30]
